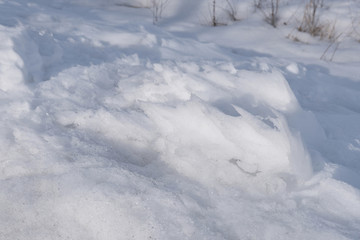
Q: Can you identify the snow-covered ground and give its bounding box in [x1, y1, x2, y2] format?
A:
[0, 0, 360, 239]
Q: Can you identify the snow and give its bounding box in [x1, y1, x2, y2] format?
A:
[0, 0, 360, 239]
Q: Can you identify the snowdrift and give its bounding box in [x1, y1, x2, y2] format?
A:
[0, 0, 359, 239]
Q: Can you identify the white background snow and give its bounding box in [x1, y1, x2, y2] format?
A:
[0, 0, 360, 239]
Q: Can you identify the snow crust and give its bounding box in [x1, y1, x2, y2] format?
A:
[0, 0, 359, 239]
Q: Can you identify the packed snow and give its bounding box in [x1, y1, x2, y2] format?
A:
[0, 0, 360, 239]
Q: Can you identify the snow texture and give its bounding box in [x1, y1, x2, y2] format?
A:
[0, 0, 359, 239]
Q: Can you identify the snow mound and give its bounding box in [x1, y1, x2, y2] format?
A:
[0, 0, 360, 239]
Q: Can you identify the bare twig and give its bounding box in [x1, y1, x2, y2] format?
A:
[256, 0, 280, 27]
[225, 0, 241, 21]
[298, 0, 323, 36]
[320, 32, 343, 61]
[150, 0, 169, 24]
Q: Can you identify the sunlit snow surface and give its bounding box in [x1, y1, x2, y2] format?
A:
[0, 0, 360, 239]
